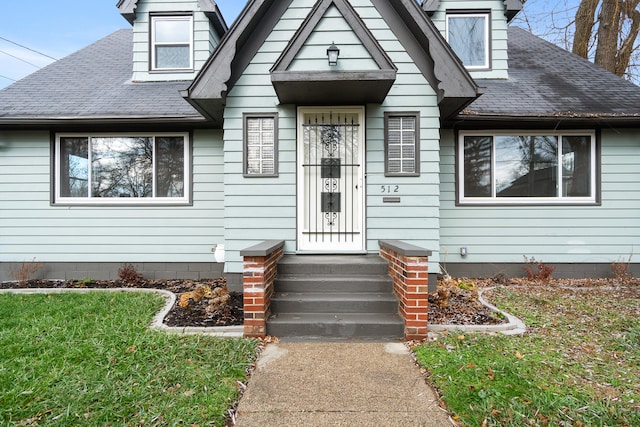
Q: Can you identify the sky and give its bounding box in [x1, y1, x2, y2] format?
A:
[0, 0, 579, 90]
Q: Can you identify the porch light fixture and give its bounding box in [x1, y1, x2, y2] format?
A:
[327, 42, 340, 66]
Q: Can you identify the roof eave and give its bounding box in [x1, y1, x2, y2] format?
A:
[0, 115, 211, 130]
[446, 113, 640, 128]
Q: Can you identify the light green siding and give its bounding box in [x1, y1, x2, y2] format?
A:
[223, 0, 443, 274]
[429, 0, 509, 79]
[288, 5, 378, 72]
[439, 129, 640, 265]
[0, 130, 225, 263]
[132, 0, 221, 82]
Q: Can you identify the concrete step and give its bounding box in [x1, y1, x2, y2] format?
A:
[267, 254, 402, 339]
[271, 292, 399, 314]
[277, 254, 388, 276]
[267, 312, 404, 340]
[274, 274, 392, 293]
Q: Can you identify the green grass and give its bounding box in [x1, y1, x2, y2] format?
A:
[415, 286, 640, 426]
[0, 292, 259, 426]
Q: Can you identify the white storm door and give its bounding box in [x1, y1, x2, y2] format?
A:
[297, 107, 365, 252]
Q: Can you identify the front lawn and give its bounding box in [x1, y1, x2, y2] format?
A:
[0, 292, 259, 426]
[414, 284, 640, 426]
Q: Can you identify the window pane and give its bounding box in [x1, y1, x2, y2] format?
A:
[91, 137, 153, 198]
[448, 15, 487, 67]
[154, 19, 190, 43]
[155, 45, 190, 69]
[402, 160, 415, 173]
[156, 137, 185, 197]
[60, 137, 89, 197]
[387, 159, 401, 174]
[246, 117, 276, 175]
[464, 136, 492, 197]
[496, 136, 558, 197]
[562, 136, 591, 197]
[247, 160, 261, 175]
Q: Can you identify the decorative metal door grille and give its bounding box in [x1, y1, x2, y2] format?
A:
[301, 111, 361, 248]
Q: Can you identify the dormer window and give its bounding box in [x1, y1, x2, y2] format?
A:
[446, 12, 490, 69]
[151, 15, 193, 70]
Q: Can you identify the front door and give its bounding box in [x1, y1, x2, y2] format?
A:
[297, 107, 365, 252]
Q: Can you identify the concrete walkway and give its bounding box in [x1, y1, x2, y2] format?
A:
[235, 342, 453, 426]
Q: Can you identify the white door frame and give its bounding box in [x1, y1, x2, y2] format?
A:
[296, 106, 366, 252]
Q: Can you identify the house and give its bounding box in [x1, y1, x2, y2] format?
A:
[1, 0, 639, 338]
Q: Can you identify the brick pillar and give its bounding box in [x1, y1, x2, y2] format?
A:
[240, 241, 284, 338]
[379, 240, 431, 341]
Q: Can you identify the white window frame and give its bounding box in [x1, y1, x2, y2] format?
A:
[446, 12, 490, 70]
[458, 130, 597, 205]
[54, 133, 191, 205]
[150, 15, 194, 71]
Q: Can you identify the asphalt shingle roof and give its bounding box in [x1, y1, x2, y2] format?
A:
[465, 27, 640, 118]
[0, 29, 202, 122]
[1, 25, 640, 123]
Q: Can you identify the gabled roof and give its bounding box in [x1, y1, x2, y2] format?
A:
[269, 0, 397, 105]
[0, 30, 204, 128]
[458, 27, 640, 126]
[117, 0, 228, 36]
[185, 0, 480, 123]
[422, 0, 524, 22]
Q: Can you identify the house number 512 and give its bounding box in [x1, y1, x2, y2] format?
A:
[381, 185, 399, 193]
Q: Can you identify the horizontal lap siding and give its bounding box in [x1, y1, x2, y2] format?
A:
[439, 129, 640, 265]
[224, 0, 314, 275]
[222, 0, 301, 273]
[364, 1, 441, 273]
[0, 130, 224, 263]
[223, 0, 442, 274]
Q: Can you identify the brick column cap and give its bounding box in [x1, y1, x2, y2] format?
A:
[379, 240, 432, 257]
[240, 240, 285, 257]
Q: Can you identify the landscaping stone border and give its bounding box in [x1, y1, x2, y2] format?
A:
[428, 287, 526, 335]
[0, 287, 244, 338]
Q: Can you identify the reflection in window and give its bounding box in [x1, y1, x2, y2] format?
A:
[464, 136, 492, 197]
[447, 14, 489, 68]
[496, 136, 557, 197]
[60, 137, 89, 197]
[459, 132, 595, 203]
[57, 135, 187, 202]
[562, 136, 591, 197]
[92, 137, 153, 198]
[156, 137, 185, 197]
